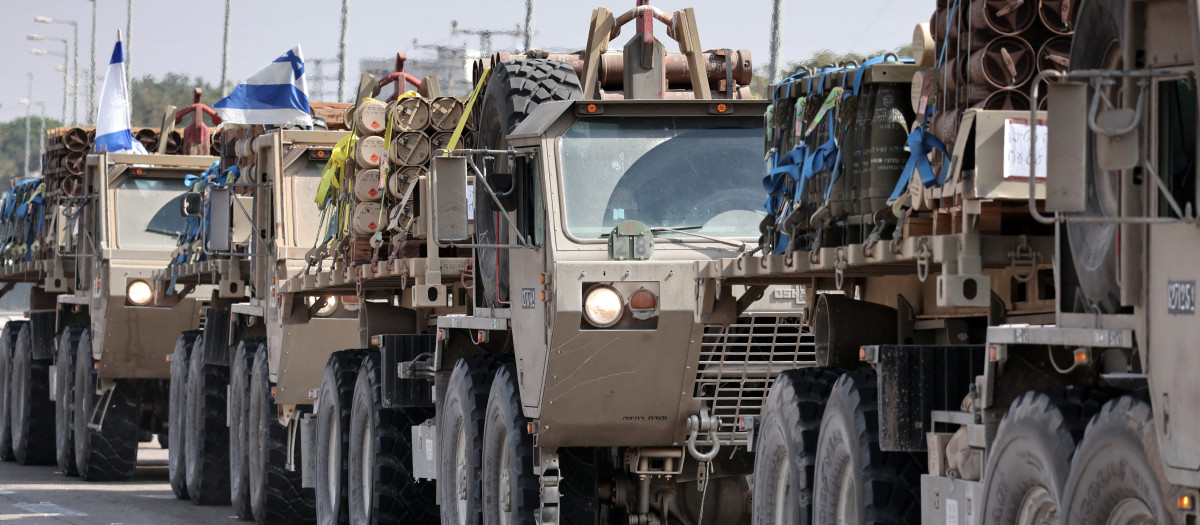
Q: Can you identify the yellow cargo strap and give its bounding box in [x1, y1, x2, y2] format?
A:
[315, 132, 357, 209]
[443, 67, 491, 156]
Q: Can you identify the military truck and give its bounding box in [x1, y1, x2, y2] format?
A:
[0, 148, 214, 483]
[273, 2, 802, 524]
[150, 126, 360, 521]
[695, 0, 1200, 523]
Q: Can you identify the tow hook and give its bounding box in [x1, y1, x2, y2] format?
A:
[685, 406, 721, 462]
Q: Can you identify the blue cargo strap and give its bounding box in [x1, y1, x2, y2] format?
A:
[888, 118, 950, 203]
[884, 0, 960, 205]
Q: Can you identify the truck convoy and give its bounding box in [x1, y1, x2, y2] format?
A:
[2, 0, 1197, 524]
[0, 126, 215, 483]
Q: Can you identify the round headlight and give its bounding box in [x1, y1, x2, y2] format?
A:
[127, 280, 152, 306]
[584, 286, 623, 327]
[313, 296, 338, 317]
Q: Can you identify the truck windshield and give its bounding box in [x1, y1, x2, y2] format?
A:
[114, 177, 188, 251]
[559, 116, 765, 240]
[291, 159, 325, 247]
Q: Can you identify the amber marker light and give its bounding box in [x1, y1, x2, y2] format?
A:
[1073, 348, 1090, 365]
[859, 347, 867, 361]
[629, 289, 656, 311]
[716, 103, 728, 113]
[1180, 495, 1194, 510]
[586, 103, 598, 114]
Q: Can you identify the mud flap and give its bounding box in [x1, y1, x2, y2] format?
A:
[378, 334, 435, 408]
[201, 308, 232, 366]
[863, 345, 986, 452]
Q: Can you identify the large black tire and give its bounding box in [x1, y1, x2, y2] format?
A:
[230, 338, 262, 520]
[1065, 0, 1126, 312]
[752, 368, 842, 525]
[0, 320, 26, 462]
[55, 325, 83, 475]
[185, 334, 231, 505]
[316, 349, 367, 525]
[437, 355, 502, 525]
[73, 329, 139, 481]
[169, 330, 200, 499]
[812, 370, 923, 524]
[558, 448, 602, 525]
[248, 344, 315, 524]
[981, 386, 1117, 524]
[1063, 394, 1181, 524]
[10, 322, 55, 465]
[475, 59, 582, 307]
[348, 350, 437, 525]
[482, 362, 538, 525]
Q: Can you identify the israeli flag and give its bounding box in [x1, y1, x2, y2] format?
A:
[214, 45, 312, 127]
[93, 33, 146, 154]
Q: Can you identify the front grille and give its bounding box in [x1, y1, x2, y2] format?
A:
[695, 315, 815, 446]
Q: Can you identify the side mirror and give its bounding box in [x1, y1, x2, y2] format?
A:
[487, 172, 517, 211]
[1045, 81, 1088, 213]
[180, 192, 203, 218]
[432, 156, 470, 242]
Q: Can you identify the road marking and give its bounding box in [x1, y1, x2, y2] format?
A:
[0, 489, 14, 495]
[136, 494, 177, 499]
[13, 502, 88, 517]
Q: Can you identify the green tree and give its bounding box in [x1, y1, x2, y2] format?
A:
[0, 115, 63, 187]
[129, 73, 220, 127]
[781, 44, 913, 79]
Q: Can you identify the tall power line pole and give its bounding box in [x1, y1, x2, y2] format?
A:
[89, 0, 97, 120]
[769, 0, 784, 85]
[337, 0, 350, 102]
[221, 0, 232, 96]
[23, 74, 33, 178]
[126, 0, 133, 87]
[524, 0, 534, 51]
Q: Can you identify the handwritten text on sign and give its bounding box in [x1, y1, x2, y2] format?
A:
[1003, 118, 1048, 181]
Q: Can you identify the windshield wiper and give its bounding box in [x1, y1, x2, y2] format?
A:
[599, 225, 701, 238]
[649, 226, 747, 251]
[145, 227, 183, 237]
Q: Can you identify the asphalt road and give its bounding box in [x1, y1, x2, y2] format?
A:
[0, 440, 239, 524]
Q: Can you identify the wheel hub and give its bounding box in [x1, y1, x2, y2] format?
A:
[499, 431, 513, 524]
[1016, 485, 1056, 525]
[361, 418, 373, 514]
[1107, 498, 1155, 525]
[836, 460, 858, 524]
[456, 421, 468, 525]
[774, 452, 792, 525]
[327, 415, 339, 504]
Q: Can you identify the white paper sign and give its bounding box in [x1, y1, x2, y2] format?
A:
[1003, 118, 1048, 181]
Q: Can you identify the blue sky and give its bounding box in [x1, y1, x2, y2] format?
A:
[0, 0, 929, 123]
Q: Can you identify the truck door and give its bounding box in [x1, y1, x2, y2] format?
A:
[1145, 76, 1200, 474]
[506, 153, 551, 415]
